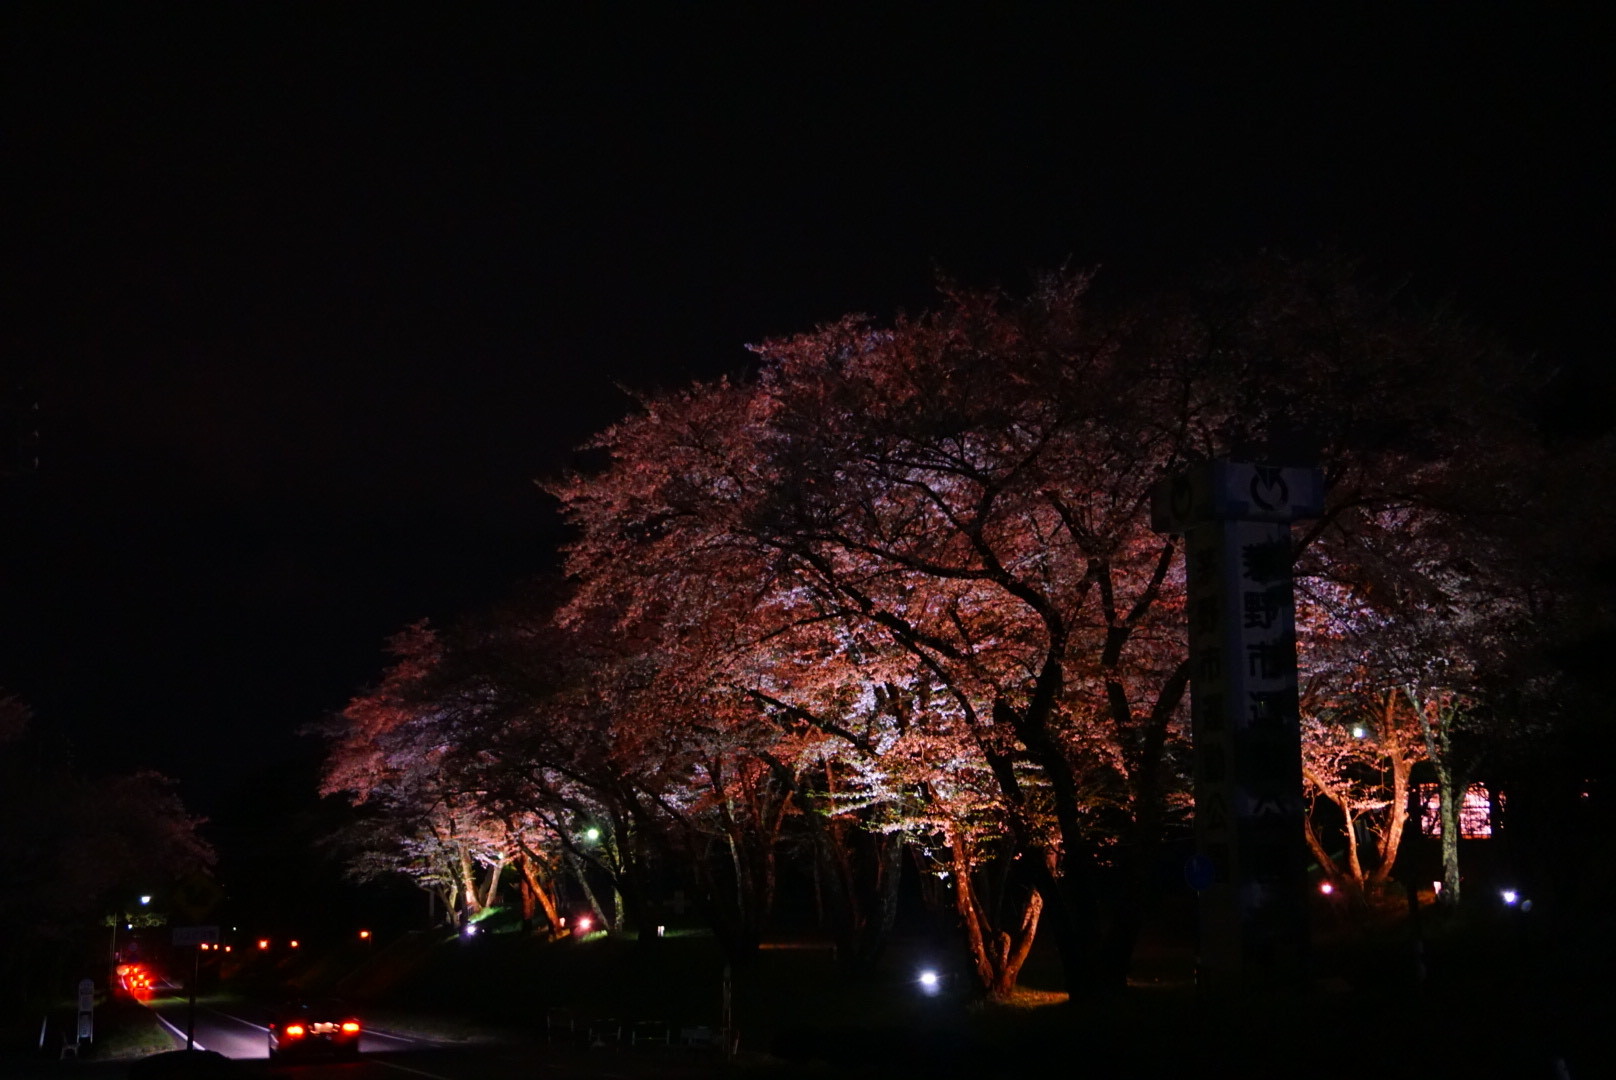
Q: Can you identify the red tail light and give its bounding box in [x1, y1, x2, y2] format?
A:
[341, 1021, 361, 1033]
[284, 1024, 306, 1038]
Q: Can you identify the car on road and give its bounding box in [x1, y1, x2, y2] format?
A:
[266, 999, 362, 1062]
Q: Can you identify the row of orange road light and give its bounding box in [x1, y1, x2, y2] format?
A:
[250, 930, 372, 951]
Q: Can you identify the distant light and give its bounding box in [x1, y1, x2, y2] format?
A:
[1501, 889, 1519, 905]
[1351, 725, 1368, 739]
[258, 939, 270, 950]
[289, 939, 300, 949]
[224, 946, 232, 953]
[463, 924, 478, 937]
[359, 930, 371, 940]
[1319, 882, 1335, 895]
[918, 969, 940, 994]
[584, 827, 601, 842]
[656, 925, 665, 938]
[139, 895, 152, 905]
[577, 915, 593, 933]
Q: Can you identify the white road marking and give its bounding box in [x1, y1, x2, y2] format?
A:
[152, 1012, 206, 1052]
[197, 1002, 432, 1057]
[364, 1027, 432, 1043]
[201, 1005, 268, 1032]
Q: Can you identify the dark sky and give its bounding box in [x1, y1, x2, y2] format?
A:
[1, 5, 1611, 821]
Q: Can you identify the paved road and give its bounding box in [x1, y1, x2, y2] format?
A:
[147, 997, 428, 1062]
[135, 998, 738, 1080]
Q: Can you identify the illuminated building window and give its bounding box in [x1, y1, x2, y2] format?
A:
[1418, 783, 1496, 839]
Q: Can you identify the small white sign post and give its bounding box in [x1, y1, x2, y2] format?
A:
[76, 978, 94, 1043]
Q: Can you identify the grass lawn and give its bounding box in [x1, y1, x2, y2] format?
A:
[81, 999, 181, 1061]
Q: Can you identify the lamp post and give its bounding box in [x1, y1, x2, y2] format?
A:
[108, 895, 150, 969]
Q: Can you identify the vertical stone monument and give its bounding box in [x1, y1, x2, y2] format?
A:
[1152, 460, 1324, 988]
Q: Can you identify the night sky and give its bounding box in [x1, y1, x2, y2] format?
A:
[2, 6, 1611, 831]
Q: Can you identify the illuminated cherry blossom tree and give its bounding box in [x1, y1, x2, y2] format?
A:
[332, 255, 1568, 993]
[321, 622, 565, 928]
[551, 256, 1551, 992]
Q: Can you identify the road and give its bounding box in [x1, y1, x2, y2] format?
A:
[141, 997, 735, 1080]
[147, 997, 473, 1078]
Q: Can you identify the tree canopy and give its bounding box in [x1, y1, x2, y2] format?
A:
[325, 255, 1590, 996]
[0, 692, 214, 1023]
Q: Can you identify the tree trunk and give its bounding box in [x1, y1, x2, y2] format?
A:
[480, 857, 505, 911]
[1435, 761, 1463, 905]
[1370, 715, 1415, 888]
[950, 829, 1044, 999]
[1410, 688, 1464, 906]
[457, 846, 482, 918]
[566, 850, 610, 929]
[518, 852, 563, 935]
[1304, 814, 1341, 881]
[851, 830, 904, 974]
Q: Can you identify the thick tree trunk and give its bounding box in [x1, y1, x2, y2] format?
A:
[1370, 719, 1414, 888]
[518, 852, 563, 935]
[1410, 688, 1465, 906]
[457, 846, 482, 917]
[1436, 763, 1463, 905]
[566, 850, 611, 929]
[952, 836, 1044, 1000]
[480, 857, 506, 911]
[1304, 814, 1341, 880]
[851, 831, 904, 973]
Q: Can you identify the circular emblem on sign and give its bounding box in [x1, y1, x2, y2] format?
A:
[1249, 467, 1289, 512]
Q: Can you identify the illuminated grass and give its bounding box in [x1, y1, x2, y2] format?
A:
[80, 1000, 180, 1061]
